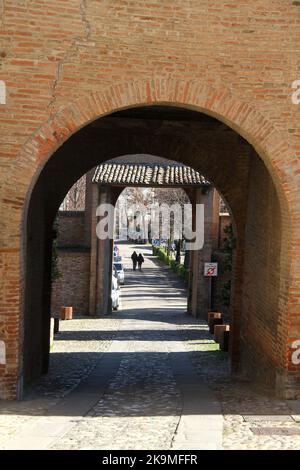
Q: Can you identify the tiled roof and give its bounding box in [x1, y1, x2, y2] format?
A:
[92, 157, 209, 187]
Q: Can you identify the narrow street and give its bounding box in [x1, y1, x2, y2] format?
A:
[0, 244, 299, 450]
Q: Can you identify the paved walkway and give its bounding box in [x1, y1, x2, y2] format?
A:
[0, 243, 299, 449]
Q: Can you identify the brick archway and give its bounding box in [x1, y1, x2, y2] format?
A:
[0, 78, 292, 219]
[0, 78, 297, 400]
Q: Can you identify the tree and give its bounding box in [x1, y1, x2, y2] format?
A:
[115, 187, 190, 252]
[116, 187, 154, 242]
[152, 188, 189, 257]
[60, 175, 86, 211]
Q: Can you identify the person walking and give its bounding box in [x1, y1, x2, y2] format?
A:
[131, 251, 138, 270]
[137, 253, 144, 271]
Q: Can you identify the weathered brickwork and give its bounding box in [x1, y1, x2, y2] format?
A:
[56, 212, 86, 248]
[51, 249, 90, 316]
[241, 156, 288, 390]
[0, 1, 299, 399]
[51, 211, 90, 316]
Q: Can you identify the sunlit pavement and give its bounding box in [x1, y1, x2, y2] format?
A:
[0, 243, 299, 450]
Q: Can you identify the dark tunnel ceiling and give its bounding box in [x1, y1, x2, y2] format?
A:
[107, 105, 219, 123]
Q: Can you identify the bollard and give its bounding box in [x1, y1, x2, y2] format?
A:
[220, 327, 230, 352]
[61, 306, 73, 320]
[208, 312, 223, 334]
[214, 324, 230, 343]
[54, 317, 60, 334]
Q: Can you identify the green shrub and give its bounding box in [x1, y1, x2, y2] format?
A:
[152, 245, 188, 284]
[221, 280, 231, 307]
[220, 224, 235, 306]
[169, 259, 178, 271]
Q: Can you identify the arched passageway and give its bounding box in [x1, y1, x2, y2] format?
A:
[18, 103, 291, 399]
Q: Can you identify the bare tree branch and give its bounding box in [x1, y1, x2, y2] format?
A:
[60, 175, 86, 211]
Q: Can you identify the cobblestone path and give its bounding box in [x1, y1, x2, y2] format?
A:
[0, 314, 120, 449]
[52, 320, 183, 450]
[52, 243, 221, 450]
[0, 243, 299, 450]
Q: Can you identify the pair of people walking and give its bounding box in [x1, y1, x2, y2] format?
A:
[131, 251, 144, 271]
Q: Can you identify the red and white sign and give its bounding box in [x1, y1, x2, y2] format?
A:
[204, 262, 218, 277]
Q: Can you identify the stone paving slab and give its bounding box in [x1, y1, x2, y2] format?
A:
[286, 401, 300, 422]
[250, 427, 300, 436]
[243, 415, 294, 423]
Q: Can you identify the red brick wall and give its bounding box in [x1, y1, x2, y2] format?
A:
[56, 211, 86, 247]
[51, 211, 90, 316]
[0, 0, 299, 399]
[240, 155, 285, 388]
[51, 249, 90, 316]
